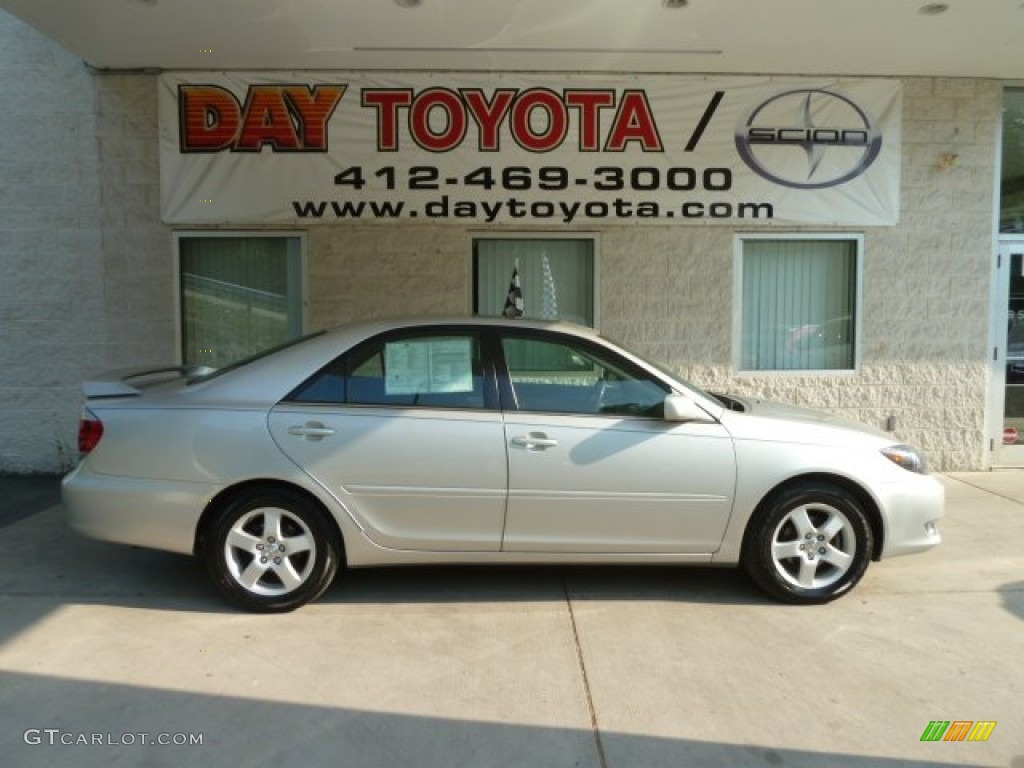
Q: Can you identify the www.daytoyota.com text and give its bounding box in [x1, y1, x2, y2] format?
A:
[292, 164, 775, 223]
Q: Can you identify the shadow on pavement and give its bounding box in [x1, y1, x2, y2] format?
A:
[0, 474, 62, 528]
[1, 670, 985, 768]
[998, 580, 1024, 622]
[1, 498, 770, 650]
[328, 563, 767, 607]
[2, 486, 772, 620]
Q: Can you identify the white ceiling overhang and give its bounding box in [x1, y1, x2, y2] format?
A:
[1, 0, 1022, 78]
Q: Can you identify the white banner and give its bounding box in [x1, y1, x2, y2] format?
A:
[158, 73, 901, 226]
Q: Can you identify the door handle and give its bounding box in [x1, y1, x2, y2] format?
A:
[511, 432, 559, 451]
[287, 422, 336, 441]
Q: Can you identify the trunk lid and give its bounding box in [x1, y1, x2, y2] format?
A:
[83, 365, 216, 399]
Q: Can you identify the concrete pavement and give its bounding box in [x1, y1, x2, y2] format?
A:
[0, 472, 1021, 767]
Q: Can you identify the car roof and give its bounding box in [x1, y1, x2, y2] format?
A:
[321, 315, 602, 339]
[185, 316, 606, 405]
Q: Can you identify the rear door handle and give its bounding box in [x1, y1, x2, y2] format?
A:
[511, 432, 559, 451]
[287, 422, 336, 441]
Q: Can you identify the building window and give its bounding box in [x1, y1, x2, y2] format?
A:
[177, 233, 304, 368]
[1001, 87, 1024, 233]
[472, 237, 596, 326]
[737, 235, 861, 372]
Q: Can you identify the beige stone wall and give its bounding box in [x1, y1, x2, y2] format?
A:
[0, 9, 1000, 474]
[307, 227, 469, 326]
[94, 74, 174, 369]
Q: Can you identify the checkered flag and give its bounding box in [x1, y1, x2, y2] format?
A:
[502, 261, 524, 318]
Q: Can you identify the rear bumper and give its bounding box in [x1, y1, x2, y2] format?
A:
[62, 463, 216, 556]
[878, 473, 945, 559]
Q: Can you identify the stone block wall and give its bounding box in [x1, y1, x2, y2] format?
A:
[0, 14, 100, 472]
[307, 226, 468, 326]
[0, 13, 172, 472]
[640, 78, 998, 471]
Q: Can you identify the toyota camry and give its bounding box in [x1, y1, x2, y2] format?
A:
[62, 317, 944, 611]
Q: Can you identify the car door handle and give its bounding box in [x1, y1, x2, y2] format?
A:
[511, 433, 559, 450]
[287, 422, 336, 441]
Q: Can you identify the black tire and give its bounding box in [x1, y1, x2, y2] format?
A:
[203, 487, 340, 612]
[742, 483, 873, 604]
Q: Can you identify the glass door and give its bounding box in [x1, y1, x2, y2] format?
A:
[997, 240, 1024, 464]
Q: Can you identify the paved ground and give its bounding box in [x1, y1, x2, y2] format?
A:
[0, 472, 1021, 767]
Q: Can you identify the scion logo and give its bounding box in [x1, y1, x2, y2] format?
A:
[735, 88, 882, 189]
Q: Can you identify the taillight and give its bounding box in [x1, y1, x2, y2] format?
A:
[78, 409, 104, 454]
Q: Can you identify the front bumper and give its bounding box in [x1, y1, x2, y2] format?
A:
[877, 472, 945, 559]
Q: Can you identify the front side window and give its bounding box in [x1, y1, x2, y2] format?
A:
[179, 234, 304, 368]
[290, 332, 487, 410]
[501, 333, 667, 417]
[473, 237, 595, 326]
[738, 236, 860, 372]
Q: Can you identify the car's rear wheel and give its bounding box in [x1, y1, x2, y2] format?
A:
[203, 487, 340, 612]
[743, 483, 873, 604]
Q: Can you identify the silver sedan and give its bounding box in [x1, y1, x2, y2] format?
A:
[63, 317, 944, 611]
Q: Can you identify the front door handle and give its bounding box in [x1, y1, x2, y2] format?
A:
[511, 432, 559, 451]
[287, 422, 336, 441]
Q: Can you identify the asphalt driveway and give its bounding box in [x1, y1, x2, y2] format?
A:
[0, 472, 1021, 767]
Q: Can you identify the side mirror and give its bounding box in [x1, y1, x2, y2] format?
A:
[664, 394, 711, 423]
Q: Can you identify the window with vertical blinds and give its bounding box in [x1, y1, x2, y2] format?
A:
[473, 238, 595, 326]
[739, 237, 859, 371]
[178, 234, 304, 368]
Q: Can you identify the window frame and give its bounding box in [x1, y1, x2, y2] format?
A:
[285, 325, 501, 412]
[469, 232, 601, 328]
[732, 233, 864, 375]
[1001, 85, 1024, 234]
[494, 327, 671, 418]
[172, 230, 307, 367]
[285, 323, 677, 418]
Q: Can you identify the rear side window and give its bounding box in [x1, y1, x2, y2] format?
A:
[288, 332, 487, 409]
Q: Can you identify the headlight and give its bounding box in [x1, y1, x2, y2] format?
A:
[881, 444, 927, 474]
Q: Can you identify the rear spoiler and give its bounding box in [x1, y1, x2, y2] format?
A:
[83, 365, 217, 399]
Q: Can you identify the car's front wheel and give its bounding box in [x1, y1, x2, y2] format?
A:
[203, 487, 340, 612]
[743, 483, 873, 604]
